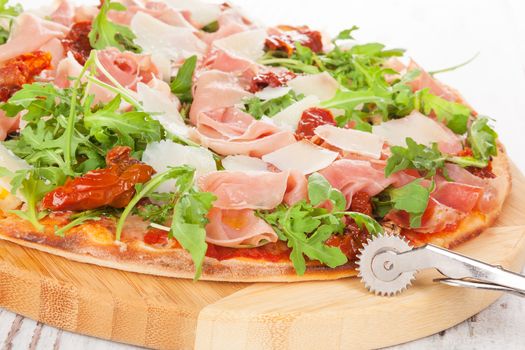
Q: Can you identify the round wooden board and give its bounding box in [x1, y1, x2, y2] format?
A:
[0, 164, 524, 350]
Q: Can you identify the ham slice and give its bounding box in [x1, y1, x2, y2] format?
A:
[205, 208, 278, 247]
[262, 140, 338, 175]
[130, 12, 207, 62]
[189, 70, 251, 125]
[200, 7, 256, 44]
[372, 111, 462, 154]
[283, 170, 308, 206]
[0, 13, 68, 64]
[408, 60, 464, 103]
[314, 124, 385, 159]
[50, 0, 74, 27]
[162, 0, 221, 27]
[109, 1, 196, 29]
[387, 197, 466, 234]
[432, 179, 483, 213]
[319, 159, 398, 208]
[0, 111, 19, 142]
[198, 170, 289, 210]
[96, 48, 159, 91]
[53, 52, 83, 88]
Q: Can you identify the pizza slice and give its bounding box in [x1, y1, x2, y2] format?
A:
[0, 0, 511, 282]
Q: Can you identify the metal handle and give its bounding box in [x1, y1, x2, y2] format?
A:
[371, 244, 525, 297]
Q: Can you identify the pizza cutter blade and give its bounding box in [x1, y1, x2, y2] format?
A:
[356, 233, 525, 297]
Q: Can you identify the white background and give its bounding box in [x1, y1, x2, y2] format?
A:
[1, 0, 524, 349]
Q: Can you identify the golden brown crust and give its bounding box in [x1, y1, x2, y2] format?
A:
[0, 145, 512, 282]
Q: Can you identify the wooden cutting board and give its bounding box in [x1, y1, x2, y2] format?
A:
[0, 165, 524, 350]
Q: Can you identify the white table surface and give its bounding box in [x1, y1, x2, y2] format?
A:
[2, 0, 525, 349]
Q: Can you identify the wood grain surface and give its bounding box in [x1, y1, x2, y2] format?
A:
[0, 163, 521, 349]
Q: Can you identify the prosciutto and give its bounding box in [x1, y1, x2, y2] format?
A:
[109, 1, 195, 28]
[205, 208, 278, 247]
[189, 70, 251, 124]
[0, 13, 68, 64]
[190, 107, 296, 157]
[198, 170, 289, 210]
[0, 111, 19, 141]
[50, 0, 75, 27]
[200, 7, 257, 44]
[319, 159, 398, 208]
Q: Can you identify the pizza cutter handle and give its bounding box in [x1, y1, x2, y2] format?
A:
[374, 244, 525, 297]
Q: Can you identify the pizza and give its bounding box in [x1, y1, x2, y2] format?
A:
[0, 0, 511, 282]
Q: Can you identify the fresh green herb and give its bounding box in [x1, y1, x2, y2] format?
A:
[54, 210, 102, 237]
[88, 0, 140, 52]
[170, 55, 197, 103]
[2, 168, 66, 231]
[116, 166, 216, 279]
[385, 138, 446, 178]
[416, 88, 471, 134]
[374, 179, 433, 228]
[201, 21, 219, 33]
[259, 174, 382, 275]
[242, 90, 304, 119]
[467, 116, 498, 162]
[333, 26, 359, 42]
[428, 52, 479, 76]
[135, 201, 174, 225]
[0, 0, 22, 44]
[321, 88, 391, 116]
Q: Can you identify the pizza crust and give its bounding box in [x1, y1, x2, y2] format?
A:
[0, 145, 511, 282]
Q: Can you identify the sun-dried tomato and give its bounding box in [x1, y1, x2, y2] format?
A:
[349, 191, 373, 216]
[265, 25, 324, 56]
[296, 107, 336, 139]
[61, 21, 93, 65]
[143, 228, 169, 245]
[248, 70, 296, 93]
[467, 162, 496, 179]
[0, 51, 52, 102]
[42, 146, 155, 211]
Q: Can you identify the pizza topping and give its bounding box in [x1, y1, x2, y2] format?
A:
[296, 107, 337, 139]
[61, 21, 92, 65]
[205, 208, 278, 247]
[213, 28, 267, 62]
[287, 72, 339, 101]
[0, 51, 52, 102]
[0, 13, 67, 64]
[249, 70, 296, 93]
[314, 124, 385, 159]
[262, 140, 338, 175]
[198, 170, 290, 210]
[372, 111, 463, 154]
[319, 159, 398, 209]
[143, 228, 169, 245]
[41, 146, 155, 211]
[265, 26, 323, 56]
[221, 155, 269, 172]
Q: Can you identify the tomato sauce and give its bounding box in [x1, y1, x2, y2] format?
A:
[296, 107, 336, 139]
[205, 240, 291, 262]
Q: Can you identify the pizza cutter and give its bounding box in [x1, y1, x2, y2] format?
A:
[356, 233, 525, 297]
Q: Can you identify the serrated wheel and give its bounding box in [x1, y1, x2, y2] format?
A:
[356, 233, 416, 296]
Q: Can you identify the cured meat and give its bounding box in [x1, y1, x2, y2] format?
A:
[205, 208, 278, 247]
[50, 0, 75, 27]
[189, 70, 251, 124]
[0, 14, 68, 64]
[109, 1, 195, 28]
[200, 7, 256, 44]
[319, 159, 398, 208]
[198, 170, 289, 210]
[408, 60, 464, 103]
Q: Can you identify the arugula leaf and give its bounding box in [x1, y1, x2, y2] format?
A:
[0, 0, 22, 45]
[135, 202, 174, 225]
[170, 55, 197, 103]
[201, 21, 219, 33]
[374, 179, 433, 228]
[416, 88, 470, 134]
[7, 168, 65, 231]
[468, 116, 497, 162]
[320, 89, 390, 114]
[333, 26, 359, 42]
[307, 173, 346, 211]
[242, 90, 304, 119]
[88, 0, 140, 52]
[385, 138, 446, 178]
[55, 210, 102, 237]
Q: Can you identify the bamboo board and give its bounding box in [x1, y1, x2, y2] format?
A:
[0, 165, 523, 350]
